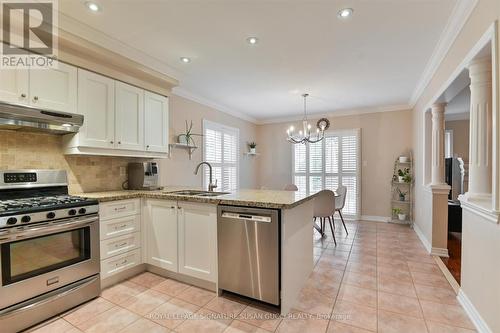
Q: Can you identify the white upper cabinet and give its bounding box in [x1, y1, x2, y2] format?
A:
[177, 202, 217, 282]
[143, 200, 178, 272]
[77, 69, 115, 148]
[145, 91, 169, 153]
[0, 68, 29, 105]
[29, 62, 78, 113]
[115, 81, 144, 151]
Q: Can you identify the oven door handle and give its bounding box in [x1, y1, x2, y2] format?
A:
[0, 215, 98, 243]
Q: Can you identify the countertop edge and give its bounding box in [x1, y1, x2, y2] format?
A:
[76, 191, 319, 209]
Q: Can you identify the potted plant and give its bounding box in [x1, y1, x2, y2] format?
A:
[248, 142, 257, 154]
[392, 208, 407, 221]
[397, 188, 407, 201]
[397, 168, 412, 183]
[178, 120, 203, 146]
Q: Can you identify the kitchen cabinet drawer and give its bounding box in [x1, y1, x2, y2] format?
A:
[100, 232, 141, 260]
[100, 214, 140, 240]
[100, 199, 141, 220]
[101, 249, 141, 280]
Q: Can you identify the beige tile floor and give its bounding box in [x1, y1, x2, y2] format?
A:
[28, 220, 476, 333]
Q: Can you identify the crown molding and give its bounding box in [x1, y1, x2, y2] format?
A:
[258, 104, 411, 125]
[57, 11, 183, 81]
[172, 87, 259, 124]
[409, 0, 479, 108]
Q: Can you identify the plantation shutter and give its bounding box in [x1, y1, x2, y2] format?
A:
[292, 129, 360, 217]
[203, 120, 239, 192]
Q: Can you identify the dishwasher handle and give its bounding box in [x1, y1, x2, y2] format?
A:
[221, 211, 272, 223]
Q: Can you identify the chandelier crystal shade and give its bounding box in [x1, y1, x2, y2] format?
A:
[286, 93, 327, 144]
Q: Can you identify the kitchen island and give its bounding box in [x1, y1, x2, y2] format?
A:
[78, 188, 318, 315]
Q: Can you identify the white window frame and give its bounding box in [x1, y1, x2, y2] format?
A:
[292, 128, 361, 218]
[202, 119, 240, 192]
[445, 129, 453, 158]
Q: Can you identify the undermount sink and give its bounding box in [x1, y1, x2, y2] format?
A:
[168, 190, 230, 197]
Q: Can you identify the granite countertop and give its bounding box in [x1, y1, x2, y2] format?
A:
[74, 187, 319, 209]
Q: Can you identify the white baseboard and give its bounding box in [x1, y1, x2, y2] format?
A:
[360, 215, 391, 222]
[413, 222, 432, 253]
[457, 289, 492, 333]
[431, 247, 449, 257]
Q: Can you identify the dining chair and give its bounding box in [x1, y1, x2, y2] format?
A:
[283, 184, 298, 191]
[313, 190, 336, 245]
[335, 185, 349, 234]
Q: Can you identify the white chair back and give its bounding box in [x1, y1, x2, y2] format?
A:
[283, 184, 298, 191]
[313, 190, 336, 218]
[335, 185, 347, 210]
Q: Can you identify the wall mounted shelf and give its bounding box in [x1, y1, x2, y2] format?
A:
[169, 143, 197, 160]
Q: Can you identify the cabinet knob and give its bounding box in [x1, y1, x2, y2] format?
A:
[33, 96, 38, 102]
[146, 145, 150, 149]
[110, 141, 114, 144]
[118, 141, 121, 144]
[20, 93, 26, 98]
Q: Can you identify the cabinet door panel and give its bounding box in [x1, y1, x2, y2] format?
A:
[29, 62, 77, 113]
[77, 69, 115, 148]
[144, 200, 178, 272]
[178, 202, 217, 282]
[145, 92, 168, 153]
[0, 68, 29, 105]
[115, 82, 144, 151]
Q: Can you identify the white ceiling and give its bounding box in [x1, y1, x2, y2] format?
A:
[58, 0, 458, 123]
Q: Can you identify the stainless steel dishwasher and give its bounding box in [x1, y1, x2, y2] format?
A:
[217, 205, 280, 305]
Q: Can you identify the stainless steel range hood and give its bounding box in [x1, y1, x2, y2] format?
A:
[0, 102, 83, 134]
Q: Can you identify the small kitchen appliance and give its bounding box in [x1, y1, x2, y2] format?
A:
[127, 162, 162, 190]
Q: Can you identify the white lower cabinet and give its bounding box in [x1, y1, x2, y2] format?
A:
[101, 248, 141, 280]
[143, 199, 217, 282]
[143, 200, 179, 272]
[99, 199, 142, 280]
[177, 202, 217, 282]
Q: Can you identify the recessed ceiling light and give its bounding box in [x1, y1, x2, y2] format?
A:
[180, 57, 191, 63]
[337, 8, 353, 19]
[85, 1, 100, 12]
[246, 37, 259, 45]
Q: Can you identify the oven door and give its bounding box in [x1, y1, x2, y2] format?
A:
[0, 215, 99, 310]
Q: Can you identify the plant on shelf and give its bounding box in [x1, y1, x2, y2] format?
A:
[397, 188, 407, 201]
[248, 142, 257, 154]
[178, 120, 203, 147]
[396, 168, 412, 183]
[392, 208, 407, 221]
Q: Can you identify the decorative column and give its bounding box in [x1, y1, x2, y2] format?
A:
[431, 102, 447, 185]
[467, 56, 492, 199]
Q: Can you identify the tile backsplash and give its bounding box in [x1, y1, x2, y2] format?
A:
[0, 130, 140, 193]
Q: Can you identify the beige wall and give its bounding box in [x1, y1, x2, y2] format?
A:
[412, 0, 500, 331]
[257, 110, 413, 218]
[445, 119, 470, 162]
[159, 94, 259, 189]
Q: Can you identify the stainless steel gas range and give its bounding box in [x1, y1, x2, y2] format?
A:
[0, 170, 100, 333]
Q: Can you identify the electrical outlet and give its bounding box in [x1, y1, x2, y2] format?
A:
[119, 166, 126, 176]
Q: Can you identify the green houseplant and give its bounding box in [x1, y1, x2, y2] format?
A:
[392, 208, 406, 221]
[397, 168, 412, 183]
[397, 188, 407, 201]
[178, 120, 203, 147]
[248, 142, 257, 154]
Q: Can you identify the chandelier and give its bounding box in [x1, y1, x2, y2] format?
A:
[286, 93, 329, 144]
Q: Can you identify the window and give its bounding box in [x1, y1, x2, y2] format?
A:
[293, 129, 361, 217]
[203, 120, 239, 192]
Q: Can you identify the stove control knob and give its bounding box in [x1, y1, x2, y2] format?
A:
[46, 212, 56, 219]
[6, 217, 17, 225]
[68, 209, 77, 216]
[21, 215, 31, 223]
[78, 208, 87, 214]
